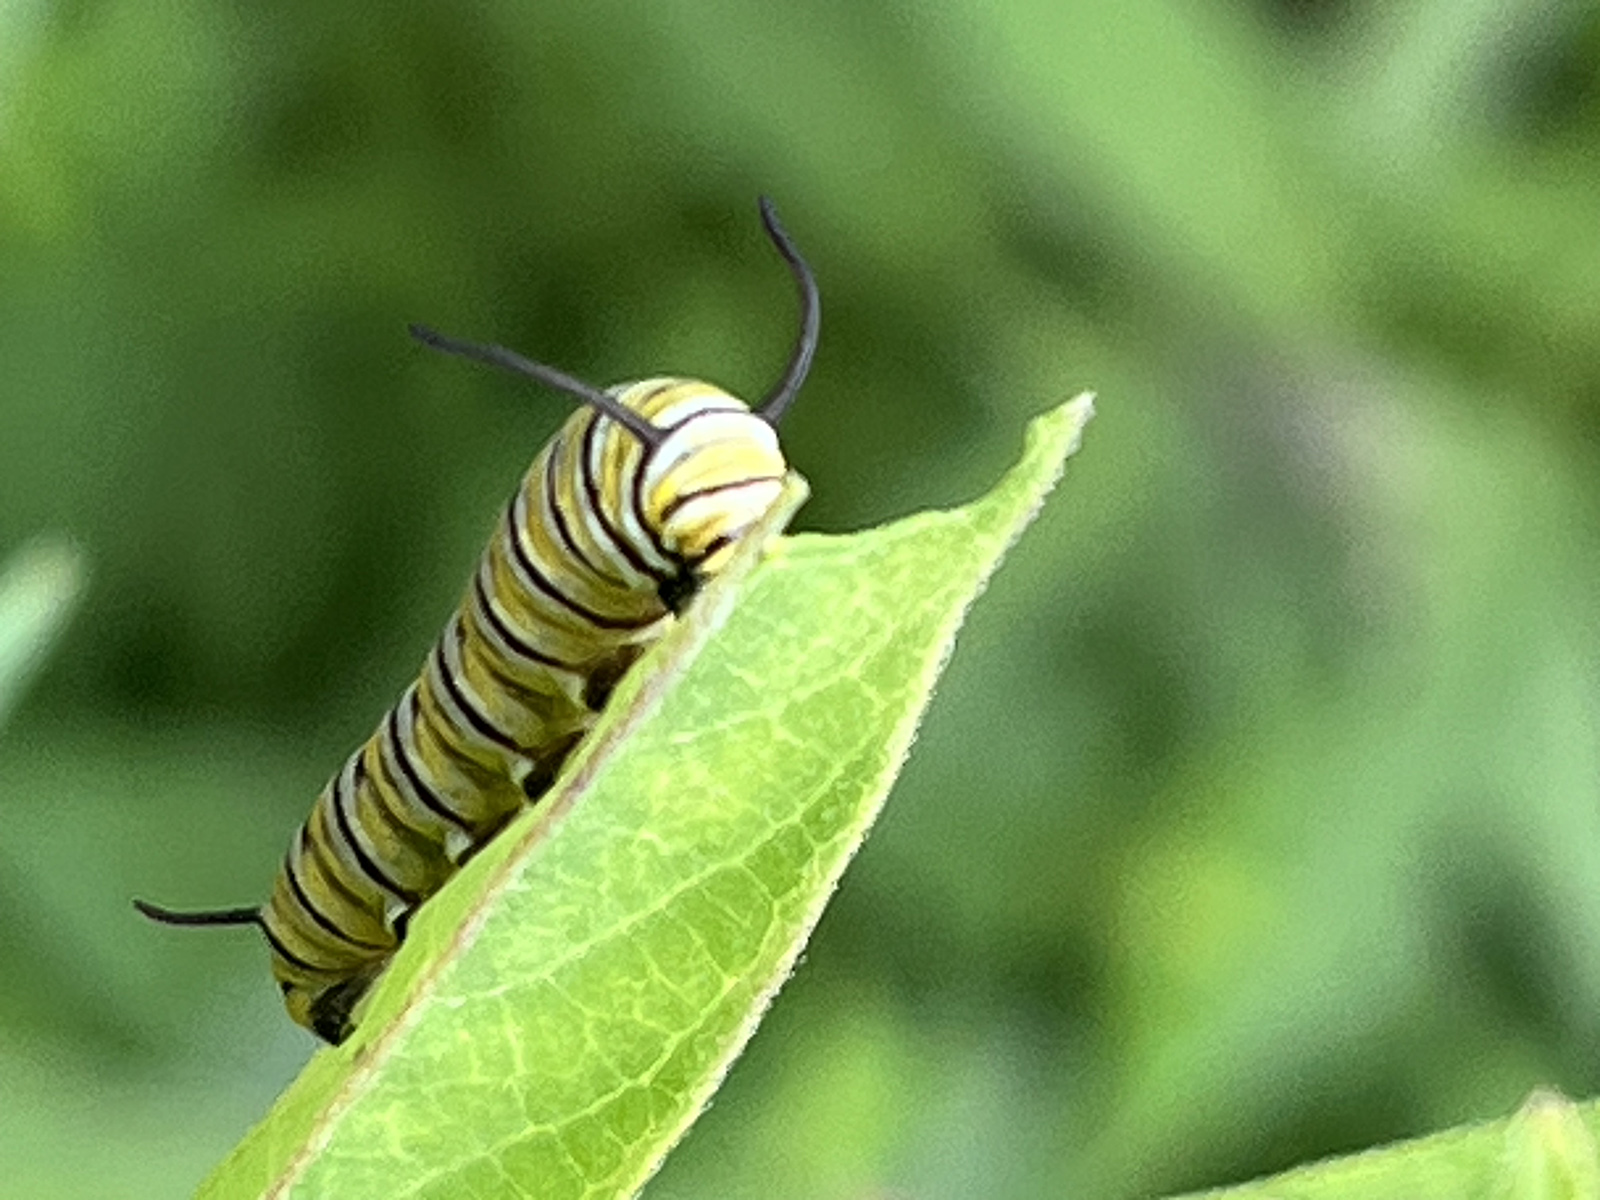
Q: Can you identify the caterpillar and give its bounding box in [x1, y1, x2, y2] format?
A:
[136, 198, 819, 1045]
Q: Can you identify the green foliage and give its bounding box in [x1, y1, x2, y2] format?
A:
[1167, 1089, 1600, 1200]
[5, 2, 1600, 1197]
[198, 399, 1091, 1199]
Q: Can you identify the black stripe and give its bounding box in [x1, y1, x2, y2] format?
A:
[580, 415, 673, 583]
[411, 676, 505, 792]
[260, 917, 335, 976]
[356, 743, 446, 866]
[633, 439, 674, 565]
[691, 532, 736, 569]
[618, 380, 676, 432]
[384, 703, 475, 833]
[327, 764, 421, 905]
[655, 474, 786, 526]
[543, 435, 625, 588]
[633, 406, 759, 564]
[466, 617, 565, 708]
[299, 825, 383, 927]
[503, 497, 658, 631]
[657, 403, 748, 435]
[344, 753, 423, 862]
[433, 640, 524, 754]
[470, 570, 585, 674]
[634, 380, 677, 408]
[283, 850, 388, 952]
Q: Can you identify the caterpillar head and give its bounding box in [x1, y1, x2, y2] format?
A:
[630, 386, 790, 578]
[411, 195, 818, 587]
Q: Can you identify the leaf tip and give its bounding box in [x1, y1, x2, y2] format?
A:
[1499, 1086, 1600, 1200]
[1023, 390, 1095, 471]
[976, 392, 1095, 533]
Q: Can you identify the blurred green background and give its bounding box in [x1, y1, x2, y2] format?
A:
[3, 1, 1600, 1196]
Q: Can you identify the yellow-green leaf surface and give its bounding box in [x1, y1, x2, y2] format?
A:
[0, 537, 84, 727]
[198, 395, 1095, 1200]
[1170, 1089, 1600, 1200]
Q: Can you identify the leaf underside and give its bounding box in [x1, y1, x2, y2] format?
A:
[198, 395, 1096, 1200]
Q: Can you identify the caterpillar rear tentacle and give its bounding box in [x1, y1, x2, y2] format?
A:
[135, 197, 819, 1046]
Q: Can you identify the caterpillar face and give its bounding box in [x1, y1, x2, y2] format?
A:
[625, 382, 789, 579]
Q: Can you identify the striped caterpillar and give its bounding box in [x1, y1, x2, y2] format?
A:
[137, 199, 818, 1044]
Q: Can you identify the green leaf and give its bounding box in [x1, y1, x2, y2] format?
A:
[197, 394, 1095, 1200]
[1499, 1091, 1600, 1200]
[0, 537, 84, 728]
[1165, 1088, 1600, 1200]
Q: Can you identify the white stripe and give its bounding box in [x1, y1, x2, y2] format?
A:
[584, 411, 677, 577]
[641, 409, 781, 500]
[427, 618, 521, 769]
[394, 688, 478, 864]
[331, 758, 410, 926]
